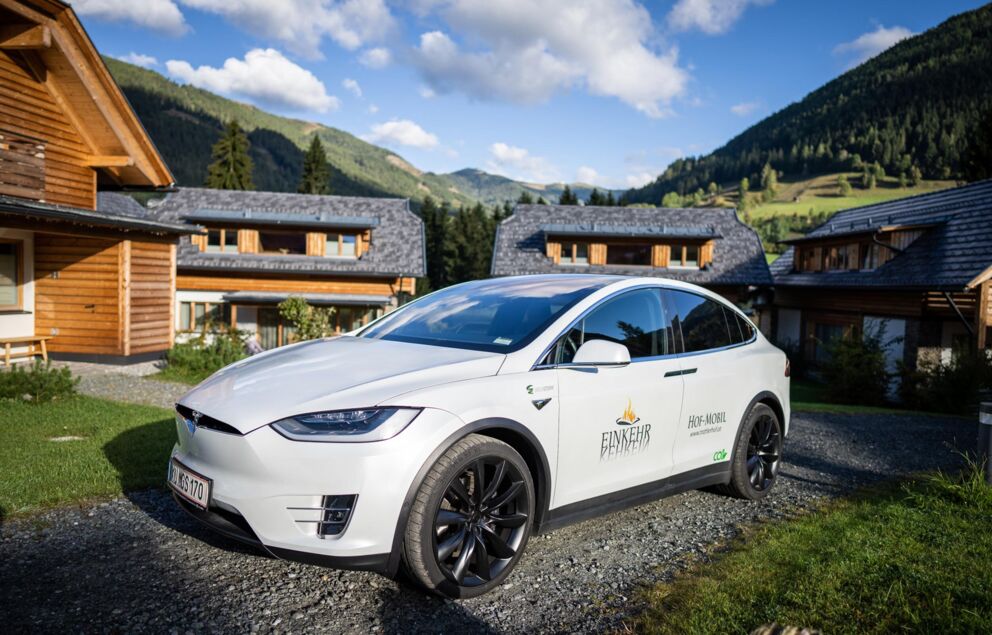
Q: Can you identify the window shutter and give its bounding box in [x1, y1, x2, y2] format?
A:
[356, 233, 364, 257]
[546, 241, 561, 264]
[589, 243, 607, 265]
[700, 241, 714, 267]
[651, 244, 667, 267]
[191, 233, 208, 252]
[237, 229, 259, 253]
[306, 232, 326, 256]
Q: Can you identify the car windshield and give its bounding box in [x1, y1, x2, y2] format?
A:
[359, 276, 615, 353]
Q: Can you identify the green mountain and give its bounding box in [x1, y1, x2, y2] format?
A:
[442, 168, 618, 205]
[105, 56, 474, 205]
[625, 3, 992, 204]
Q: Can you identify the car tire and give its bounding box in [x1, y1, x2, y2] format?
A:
[723, 403, 783, 500]
[402, 434, 535, 599]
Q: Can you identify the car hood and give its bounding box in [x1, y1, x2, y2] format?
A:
[178, 336, 504, 433]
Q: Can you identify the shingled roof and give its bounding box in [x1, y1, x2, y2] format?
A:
[491, 204, 772, 286]
[149, 188, 425, 278]
[770, 180, 992, 291]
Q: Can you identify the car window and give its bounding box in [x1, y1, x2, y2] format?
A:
[665, 289, 733, 353]
[737, 312, 756, 341]
[555, 288, 672, 363]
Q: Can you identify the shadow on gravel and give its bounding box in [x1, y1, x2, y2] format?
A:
[375, 583, 499, 634]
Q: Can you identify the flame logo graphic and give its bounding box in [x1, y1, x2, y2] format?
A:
[616, 398, 640, 426]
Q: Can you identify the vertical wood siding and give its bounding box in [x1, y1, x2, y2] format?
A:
[128, 241, 174, 354]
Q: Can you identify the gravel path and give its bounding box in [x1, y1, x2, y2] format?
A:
[56, 361, 190, 410]
[0, 412, 972, 634]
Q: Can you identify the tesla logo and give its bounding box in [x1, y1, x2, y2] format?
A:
[615, 399, 640, 426]
[532, 398, 552, 410]
[713, 448, 727, 461]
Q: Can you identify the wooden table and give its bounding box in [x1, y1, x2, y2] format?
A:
[0, 335, 52, 367]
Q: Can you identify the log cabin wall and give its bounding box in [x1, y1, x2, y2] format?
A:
[177, 272, 409, 297]
[0, 50, 95, 209]
[34, 234, 121, 354]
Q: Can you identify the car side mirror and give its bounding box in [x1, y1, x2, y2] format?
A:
[570, 339, 631, 367]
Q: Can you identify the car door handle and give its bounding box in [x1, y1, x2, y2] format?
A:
[664, 368, 697, 378]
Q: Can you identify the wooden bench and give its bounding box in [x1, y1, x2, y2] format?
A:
[0, 335, 52, 367]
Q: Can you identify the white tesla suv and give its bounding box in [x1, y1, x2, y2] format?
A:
[169, 274, 789, 598]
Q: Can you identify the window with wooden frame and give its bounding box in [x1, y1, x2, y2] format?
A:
[178, 301, 231, 332]
[204, 229, 239, 253]
[259, 230, 307, 255]
[668, 244, 702, 269]
[325, 233, 360, 258]
[559, 242, 589, 265]
[0, 239, 23, 311]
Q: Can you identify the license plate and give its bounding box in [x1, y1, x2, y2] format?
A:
[168, 459, 211, 510]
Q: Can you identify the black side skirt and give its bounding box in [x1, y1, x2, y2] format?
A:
[537, 463, 730, 534]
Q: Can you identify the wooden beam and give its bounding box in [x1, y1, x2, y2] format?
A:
[82, 154, 133, 167]
[0, 24, 51, 49]
[978, 281, 989, 351]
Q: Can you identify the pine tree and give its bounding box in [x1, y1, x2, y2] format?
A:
[297, 135, 331, 194]
[837, 174, 851, 196]
[909, 165, 923, 186]
[517, 191, 534, 204]
[420, 197, 449, 291]
[446, 203, 493, 284]
[606, 191, 616, 206]
[588, 188, 604, 205]
[559, 185, 578, 205]
[898, 172, 908, 188]
[205, 120, 254, 190]
[962, 109, 992, 182]
[537, 197, 548, 205]
[760, 162, 778, 202]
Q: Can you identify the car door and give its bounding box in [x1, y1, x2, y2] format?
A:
[665, 289, 755, 475]
[551, 287, 685, 507]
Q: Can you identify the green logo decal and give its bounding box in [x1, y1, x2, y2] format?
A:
[526, 384, 534, 395]
[713, 448, 728, 462]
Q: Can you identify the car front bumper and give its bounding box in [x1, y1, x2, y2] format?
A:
[168, 407, 462, 574]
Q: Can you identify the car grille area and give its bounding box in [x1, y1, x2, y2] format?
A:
[288, 495, 358, 538]
[175, 404, 242, 435]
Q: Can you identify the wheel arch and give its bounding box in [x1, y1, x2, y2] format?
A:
[729, 391, 785, 467]
[386, 417, 552, 577]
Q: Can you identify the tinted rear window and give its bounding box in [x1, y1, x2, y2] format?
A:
[665, 289, 732, 353]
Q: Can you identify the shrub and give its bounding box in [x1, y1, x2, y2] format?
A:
[162, 330, 247, 384]
[278, 296, 336, 341]
[899, 348, 992, 415]
[0, 361, 78, 403]
[819, 321, 892, 406]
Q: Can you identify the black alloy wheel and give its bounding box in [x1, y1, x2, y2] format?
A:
[745, 412, 781, 491]
[433, 457, 530, 586]
[402, 434, 534, 598]
[723, 403, 783, 500]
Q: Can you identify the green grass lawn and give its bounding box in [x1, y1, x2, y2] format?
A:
[789, 379, 941, 416]
[151, 367, 204, 385]
[0, 396, 174, 518]
[634, 466, 992, 634]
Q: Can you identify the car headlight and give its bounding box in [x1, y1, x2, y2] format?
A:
[271, 407, 422, 442]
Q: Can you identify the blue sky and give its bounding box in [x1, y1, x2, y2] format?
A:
[75, 0, 986, 189]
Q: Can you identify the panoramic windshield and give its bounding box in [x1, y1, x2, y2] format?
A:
[359, 276, 615, 353]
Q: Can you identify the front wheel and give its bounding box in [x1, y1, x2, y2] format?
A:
[402, 434, 534, 598]
[724, 403, 782, 500]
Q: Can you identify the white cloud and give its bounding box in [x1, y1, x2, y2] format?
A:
[486, 142, 559, 182]
[342, 78, 362, 98]
[166, 48, 339, 113]
[359, 47, 393, 68]
[834, 25, 914, 67]
[667, 0, 772, 35]
[117, 52, 159, 68]
[625, 172, 656, 188]
[730, 100, 761, 116]
[74, 0, 188, 36]
[178, 0, 395, 59]
[576, 166, 599, 184]
[419, 85, 437, 99]
[412, 0, 689, 118]
[368, 104, 380, 114]
[363, 119, 439, 149]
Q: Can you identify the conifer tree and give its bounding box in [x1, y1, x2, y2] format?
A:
[517, 191, 534, 204]
[297, 135, 331, 194]
[838, 174, 852, 196]
[606, 191, 616, 206]
[205, 120, 254, 190]
[420, 197, 449, 291]
[588, 188, 604, 205]
[558, 185, 578, 205]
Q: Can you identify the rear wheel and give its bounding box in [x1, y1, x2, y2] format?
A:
[402, 434, 534, 598]
[724, 403, 782, 500]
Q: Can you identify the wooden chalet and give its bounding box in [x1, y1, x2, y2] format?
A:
[148, 188, 425, 349]
[770, 180, 992, 371]
[491, 204, 773, 326]
[0, 0, 194, 364]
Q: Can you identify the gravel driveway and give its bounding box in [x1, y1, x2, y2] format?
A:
[0, 412, 972, 634]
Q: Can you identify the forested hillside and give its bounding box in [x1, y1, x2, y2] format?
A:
[625, 3, 992, 204]
[443, 169, 618, 206]
[106, 57, 474, 204]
